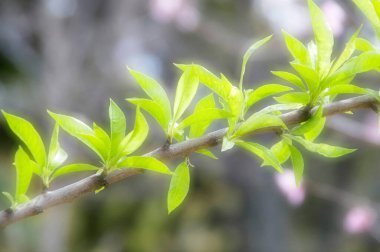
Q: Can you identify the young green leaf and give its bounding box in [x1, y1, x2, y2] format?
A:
[274, 92, 310, 105]
[173, 66, 199, 122]
[271, 71, 306, 90]
[256, 103, 303, 116]
[14, 147, 34, 203]
[109, 99, 126, 156]
[3, 111, 46, 166]
[239, 35, 273, 89]
[308, 0, 334, 76]
[271, 140, 291, 164]
[304, 117, 326, 141]
[282, 30, 310, 66]
[48, 111, 107, 161]
[246, 84, 293, 109]
[48, 124, 68, 171]
[195, 149, 218, 159]
[221, 137, 235, 152]
[292, 105, 323, 135]
[51, 163, 99, 180]
[289, 145, 304, 186]
[167, 161, 190, 213]
[323, 84, 369, 97]
[236, 141, 283, 172]
[290, 63, 319, 92]
[234, 113, 286, 138]
[127, 98, 170, 131]
[330, 27, 362, 74]
[189, 94, 217, 138]
[355, 38, 376, 52]
[177, 108, 230, 131]
[290, 135, 356, 158]
[353, 0, 380, 39]
[117, 156, 172, 175]
[118, 107, 149, 157]
[128, 68, 171, 122]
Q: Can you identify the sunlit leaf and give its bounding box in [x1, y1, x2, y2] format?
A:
[236, 141, 283, 172]
[51, 163, 99, 179]
[270, 140, 290, 164]
[234, 113, 286, 138]
[289, 145, 304, 186]
[304, 117, 326, 141]
[109, 99, 126, 156]
[14, 147, 34, 203]
[290, 135, 356, 157]
[282, 30, 310, 66]
[128, 68, 171, 124]
[330, 27, 362, 74]
[271, 71, 306, 90]
[189, 94, 217, 138]
[118, 156, 172, 175]
[239, 35, 273, 89]
[118, 107, 149, 157]
[323, 84, 369, 97]
[308, 0, 334, 76]
[127, 98, 170, 131]
[177, 108, 230, 131]
[47, 124, 68, 171]
[195, 149, 218, 159]
[290, 63, 319, 92]
[353, 0, 380, 39]
[274, 92, 310, 105]
[355, 38, 376, 52]
[221, 137, 235, 152]
[3, 111, 46, 166]
[167, 161, 190, 213]
[173, 66, 199, 122]
[292, 105, 323, 135]
[246, 84, 293, 109]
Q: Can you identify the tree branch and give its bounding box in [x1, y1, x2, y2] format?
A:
[0, 95, 377, 229]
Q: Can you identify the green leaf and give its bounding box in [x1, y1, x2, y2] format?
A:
[177, 108, 230, 131]
[195, 149, 218, 159]
[93, 123, 111, 152]
[118, 107, 149, 157]
[3, 111, 46, 166]
[236, 141, 283, 172]
[292, 105, 323, 135]
[239, 35, 273, 89]
[274, 92, 310, 105]
[289, 145, 304, 186]
[128, 68, 171, 123]
[290, 63, 319, 92]
[167, 161, 190, 213]
[256, 103, 303, 115]
[47, 124, 68, 171]
[271, 71, 306, 90]
[51, 163, 99, 179]
[14, 147, 34, 203]
[109, 99, 126, 156]
[189, 94, 217, 138]
[221, 137, 235, 152]
[48, 111, 107, 161]
[271, 140, 291, 164]
[290, 135, 356, 158]
[323, 84, 369, 97]
[223, 78, 244, 134]
[127, 98, 170, 131]
[282, 30, 310, 66]
[234, 113, 286, 138]
[177, 64, 232, 101]
[330, 27, 362, 74]
[353, 0, 380, 39]
[308, 0, 334, 76]
[173, 66, 199, 122]
[118, 156, 172, 175]
[355, 38, 376, 52]
[304, 117, 326, 141]
[246, 84, 293, 109]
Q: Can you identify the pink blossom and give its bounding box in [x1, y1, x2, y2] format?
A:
[344, 206, 377, 234]
[275, 169, 306, 206]
[321, 1, 346, 36]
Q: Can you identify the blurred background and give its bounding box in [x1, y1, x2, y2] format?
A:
[1, 0, 380, 251]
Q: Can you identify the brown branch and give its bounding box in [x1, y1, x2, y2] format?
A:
[0, 95, 377, 229]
